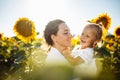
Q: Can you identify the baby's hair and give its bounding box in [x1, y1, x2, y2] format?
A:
[86, 23, 103, 40]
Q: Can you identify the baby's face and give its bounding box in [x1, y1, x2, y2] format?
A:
[80, 26, 97, 49]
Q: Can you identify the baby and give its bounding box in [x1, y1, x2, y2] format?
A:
[62, 23, 102, 77]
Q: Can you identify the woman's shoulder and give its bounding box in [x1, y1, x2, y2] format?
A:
[47, 47, 60, 56]
[46, 47, 72, 66]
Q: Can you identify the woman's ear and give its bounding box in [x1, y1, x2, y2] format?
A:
[51, 34, 56, 42]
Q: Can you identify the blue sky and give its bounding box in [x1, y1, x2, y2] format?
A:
[0, 0, 120, 37]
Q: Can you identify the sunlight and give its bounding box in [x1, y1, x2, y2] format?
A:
[26, 0, 70, 37]
[26, 0, 69, 20]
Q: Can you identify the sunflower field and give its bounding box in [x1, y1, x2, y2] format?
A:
[0, 13, 120, 80]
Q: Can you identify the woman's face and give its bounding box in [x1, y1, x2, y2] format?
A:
[52, 23, 72, 48]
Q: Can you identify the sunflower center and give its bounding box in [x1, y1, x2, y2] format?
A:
[116, 28, 120, 36]
[0, 34, 2, 39]
[97, 17, 108, 29]
[16, 20, 32, 37]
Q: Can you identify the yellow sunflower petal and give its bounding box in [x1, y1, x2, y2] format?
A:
[71, 35, 80, 46]
[13, 17, 37, 43]
[102, 28, 108, 40]
[0, 33, 4, 40]
[104, 34, 115, 43]
[0, 33, 7, 40]
[106, 44, 115, 51]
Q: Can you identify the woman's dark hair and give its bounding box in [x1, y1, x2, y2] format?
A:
[44, 19, 65, 46]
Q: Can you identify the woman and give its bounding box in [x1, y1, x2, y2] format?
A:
[44, 19, 73, 66]
[42, 19, 73, 80]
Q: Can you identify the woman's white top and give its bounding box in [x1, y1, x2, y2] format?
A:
[72, 45, 97, 76]
[45, 47, 71, 66]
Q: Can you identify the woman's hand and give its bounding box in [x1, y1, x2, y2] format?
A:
[62, 47, 84, 65]
[62, 47, 71, 55]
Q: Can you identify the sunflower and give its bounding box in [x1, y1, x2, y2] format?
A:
[0, 33, 2, 38]
[71, 35, 80, 46]
[0, 33, 7, 40]
[102, 28, 108, 40]
[91, 13, 112, 30]
[104, 34, 115, 43]
[114, 26, 120, 38]
[106, 43, 116, 52]
[13, 17, 37, 43]
[118, 41, 120, 47]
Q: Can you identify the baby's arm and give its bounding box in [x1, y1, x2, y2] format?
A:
[62, 48, 84, 65]
[65, 55, 84, 65]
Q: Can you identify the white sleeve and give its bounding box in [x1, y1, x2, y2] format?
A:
[79, 51, 93, 63]
[72, 48, 94, 63]
[71, 45, 81, 57]
[72, 45, 81, 51]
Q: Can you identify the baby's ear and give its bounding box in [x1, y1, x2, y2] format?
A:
[96, 39, 103, 43]
[93, 40, 99, 47]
